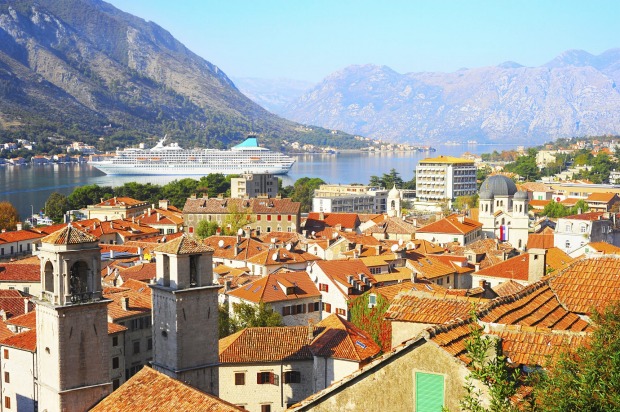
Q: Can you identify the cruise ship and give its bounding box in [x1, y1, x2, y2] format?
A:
[89, 137, 295, 176]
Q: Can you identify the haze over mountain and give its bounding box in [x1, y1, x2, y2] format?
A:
[276, 49, 620, 145]
[232, 77, 314, 115]
[0, 0, 365, 150]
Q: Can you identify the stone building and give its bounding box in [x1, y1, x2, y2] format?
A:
[87, 197, 150, 221]
[478, 175, 530, 250]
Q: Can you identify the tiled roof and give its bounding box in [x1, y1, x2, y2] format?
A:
[519, 182, 554, 192]
[183, 197, 300, 215]
[245, 247, 321, 266]
[0, 263, 40, 282]
[563, 212, 606, 221]
[586, 192, 617, 203]
[417, 214, 482, 235]
[527, 231, 555, 249]
[409, 239, 446, 255]
[474, 253, 530, 281]
[91, 366, 243, 412]
[491, 325, 589, 367]
[6, 310, 36, 330]
[478, 281, 591, 331]
[432, 255, 475, 274]
[155, 235, 213, 255]
[545, 247, 574, 272]
[0, 297, 34, 319]
[219, 326, 314, 363]
[118, 263, 157, 283]
[406, 252, 456, 280]
[227, 271, 320, 303]
[108, 322, 128, 335]
[587, 241, 620, 255]
[369, 281, 447, 302]
[0, 329, 36, 352]
[310, 314, 381, 362]
[41, 225, 98, 245]
[135, 207, 184, 226]
[0, 322, 13, 341]
[385, 290, 483, 324]
[313, 260, 375, 297]
[0, 229, 46, 244]
[528, 199, 551, 208]
[362, 216, 416, 236]
[306, 213, 360, 230]
[428, 318, 480, 364]
[103, 283, 152, 321]
[94, 197, 147, 207]
[549, 255, 620, 315]
[203, 236, 266, 261]
[492, 280, 525, 297]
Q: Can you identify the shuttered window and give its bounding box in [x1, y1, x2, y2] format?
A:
[415, 372, 444, 412]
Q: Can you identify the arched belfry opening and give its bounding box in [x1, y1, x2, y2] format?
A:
[44, 261, 54, 293]
[69, 261, 90, 301]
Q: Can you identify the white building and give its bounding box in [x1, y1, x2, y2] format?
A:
[554, 212, 615, 257]
[415, 156, 477, 208]
[231, 173, 279, 198]
[478, 175, 530, 250]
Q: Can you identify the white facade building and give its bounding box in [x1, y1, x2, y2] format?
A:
[415, 156, 477, 208]
[231, 173, 279, 198]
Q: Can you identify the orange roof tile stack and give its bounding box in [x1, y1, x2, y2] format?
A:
[385, 290, 483, 324]
[227, 271, 320, 303]
[0, 329, 36, 352]
[219, 326, 314, 363]
[154, 235, 212, 255]
[417, 213, 482, 235]
[310, 314, 381, 362]
[41, 225, 98, 245]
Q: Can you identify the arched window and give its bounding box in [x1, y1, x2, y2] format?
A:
[69, 261, 89, 297]
[501, 218, 505, 225]
[391, 200, 396, 209]
[44, 261, 54, 293]
[162, 254, 170, 287]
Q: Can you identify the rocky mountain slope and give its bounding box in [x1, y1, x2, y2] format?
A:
[281, 50, 620, 145]
[232, 77, 314, 115]
[0, 0, 364, 150]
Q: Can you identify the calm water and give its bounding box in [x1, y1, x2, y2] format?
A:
[0, 143, 519, 219]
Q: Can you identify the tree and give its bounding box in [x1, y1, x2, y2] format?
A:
[229, 301, 283, 333]
[221, 203, 253, 235]
[196, 219, 219, 239]
[453, 194, 479, 211]
[219, 303, 232, 338]
[503, 153, 540, 181]
[531, 304, 620, 411]
[68, 184, 114, 209]
[290, 177, 325, 213]
[0, 201, 19, 231]
[45, 192, 70, 223]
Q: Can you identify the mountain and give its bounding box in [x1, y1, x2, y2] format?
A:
[281, 50, 620, 145]
[0, 0, 366, 150]
[232, 77, 314, 114]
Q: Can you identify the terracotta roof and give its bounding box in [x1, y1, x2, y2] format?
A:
[41, 225, 98, 245]
[492, 280, 525, 297]
[478, 281, 591, 332]
[310, 314, 381, 362]
[0, 263, 40, 282]
[527, 231, 555, 249]
[492, 325, 589, 367]
[313, 260, 375, 297]
[432, 255, 475, 274]
[118, 263, 157, 283]
[586, 192, 617, 203]
[245, 247, 321, 266]
[474, 253, 530, 281]
[362, 216, 416, 236]
[108, 322, 128, 335]
[91, 366, 243, 412]
[545, 247, 574, 272]
[183, 197, 300, 215]
[227, 271, 320, 303]
[306, 213, 360, 230]
[417, 214, 482, 235]
[586, 241, 620, 255]
[406, 252, 457, 280]
[155, 235, 212, 255]
[135, 207, 183, 226]
[519, 182, 554, 192]
[528, 199, 551, 208]
[6, 310, 36, 330]
[103, 284, 152, 321]
[563, 212, 606, 221]
[549, 255, 620, 315]
[93, 197, 147, 207]
[428, 318, 480, 364]
[369, 281, 447, 302]
[203, 236, 266, 261]
[0, 322, 13, 341]
[409, 239, 446, 255]
[219, 326, 314, 363]
[0, 297, 34, 319]
[385, 290, 483, 324]
[0, 329, 36, 352]
[0, 229, 46, 244]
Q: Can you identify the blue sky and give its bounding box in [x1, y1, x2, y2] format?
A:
[107, 0, 620, 82]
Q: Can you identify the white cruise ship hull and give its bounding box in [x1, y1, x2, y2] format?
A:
[90, 162, 292, 176]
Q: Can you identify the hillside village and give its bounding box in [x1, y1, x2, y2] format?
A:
[1, 140, 620, 411]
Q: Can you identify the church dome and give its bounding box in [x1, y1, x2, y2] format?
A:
[514, 190, 528, 200]
[479, 190, 493, 200]
[479, 175, 517, 197]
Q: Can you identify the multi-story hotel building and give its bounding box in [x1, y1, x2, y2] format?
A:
[415, 156, 477, 204]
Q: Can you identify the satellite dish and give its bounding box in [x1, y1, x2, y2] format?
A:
[285, 243, 292, 251]
[237, 228, 244, 236]
[332, 232, 338, 239]
[390, 244, 399, 252]
[271, 238, 277, 244]
[398, 239, 404, 246]
[272, 252, 279, 261]
[311, 231, 316, 236]
[218, 240, 224, 248]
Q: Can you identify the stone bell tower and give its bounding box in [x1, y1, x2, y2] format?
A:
[150, 235, 220, 395]
[35, 225, 111, 412]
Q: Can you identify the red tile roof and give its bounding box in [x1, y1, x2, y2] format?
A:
[417, 214, 482, 235]
[313, 260, 375, 297]
[203, 236, 267, 261]
[41, 225, 98, 245]
[369, 281, 447, 302]
[0, 297, 34, 319]
[1, 329, 36, 352]
[91, 366, 243, 412]
[474, 253, 530, 281]
[310, 314, 381, 362]
[6, 310, 36, 330]
[586, 241, 620, 255]
[108, 322, 128, 335]
[527, 231, 555, 249]
[118, 263, 157, 283]
[0, 263, 40, 282]
[428, 319, 481, 364]
[219, 326, 314, 363]
[155, 235, 212, 255]
[563, 212, 607, 221]
[549, 256, 620, 315]
[227, 271, 320, 304]
[103, 283, 152, 321]
[0, 229, 46, 244]
[245, 247, 321, 266]
[492, 280, 525, 297]
[586, 192, 617, 203]
[385, 290, 483, 324]
[307, 213, 361, 230]
[94, 197, 147, 207]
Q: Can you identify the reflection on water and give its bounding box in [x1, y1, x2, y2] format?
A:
[0, 143, 519, 220]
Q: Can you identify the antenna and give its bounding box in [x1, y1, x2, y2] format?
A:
[218, 240, 224, 248]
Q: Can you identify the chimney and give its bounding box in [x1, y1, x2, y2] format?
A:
[319, 212, 324, 221]
[224, 280, 232, 292]
[528, 248, 547, 283]
[307, 320, 315, 341]
[474, 263, 480, 272]
[16, 223, 22, 231]
[24, 299, 29, 314]
[157, 212, 161, 221]
[121, 297, 129, 311]
[110, 250, 114, 259]
[375, 245, 382, 255]
[159, 199, 169, 210]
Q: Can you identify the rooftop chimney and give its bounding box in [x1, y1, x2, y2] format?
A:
[24, 299, 29, 314]
[159, 200, 169, 210]
[121, 297, 129, 311]
[307, 320, 315, 341]
[16, 223, 22, 231]
[527, 248, 547, 283]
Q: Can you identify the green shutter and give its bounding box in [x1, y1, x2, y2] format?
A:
[415, 372, 444, 412]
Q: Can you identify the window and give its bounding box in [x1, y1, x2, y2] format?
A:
[257, 215, 261, 221]
[147, 338, 153, 351]
[23, 287, 29, 295]
[257, 371, 274, 384]
[277, 215, 282, 221]
[3, 349, 8, 359]
[112, 357, 119, 369]
[188, 226, 194, 234]
[336, 308, 346, 316]
[323, 302, 332, 313]
[415, 372, 444, 412]
[4, 396, 9, 409]
[112, 336, 118, 347]
[283, 370, 301, 384]
[308, 302, 320, 312]
[288, 215, 292, 221]
[319, 283, 329, 292]
[267, 215, 272, 221]
[282, 306, 291, 316]
[235, 372, 245, 385]
[113, 379, 120, 390]
[133, 341, 140, 354]
[368, 294, 377, 308]
[565, 240, 571, 249]
[4, 372, 8, 383]
[261, 405, 271, 412]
